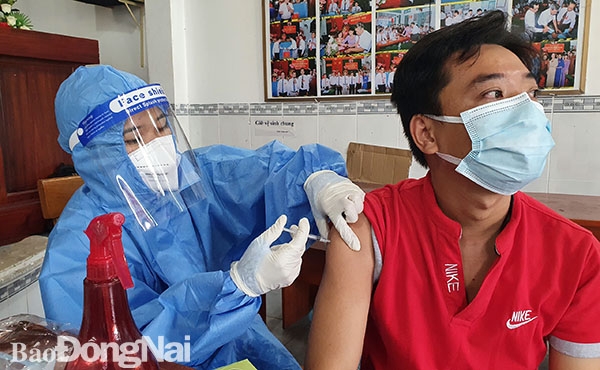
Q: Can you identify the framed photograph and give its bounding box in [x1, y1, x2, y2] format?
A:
[510, 0, 589, 93]
[263, 0, 589, 100]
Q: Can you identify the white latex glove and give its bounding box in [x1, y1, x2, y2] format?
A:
[230, 215, 309, 297]
[304, 170, 365, 251]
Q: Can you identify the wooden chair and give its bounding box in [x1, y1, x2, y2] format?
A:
[37, 175, 84, 224]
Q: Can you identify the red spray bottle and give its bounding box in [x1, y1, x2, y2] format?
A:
[65, 212, 159, 370]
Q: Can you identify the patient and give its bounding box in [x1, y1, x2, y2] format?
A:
[305, 10, 600, 370]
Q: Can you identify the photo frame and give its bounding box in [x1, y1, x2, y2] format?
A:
[510, 0, 589, 93]
[263, 0, 589, 100]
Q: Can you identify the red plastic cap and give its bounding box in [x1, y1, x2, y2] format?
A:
[85, 212, 134, 289]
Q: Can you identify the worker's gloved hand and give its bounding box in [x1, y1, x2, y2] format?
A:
[230, 215, 309, 297]
[304, 170, 365, 251]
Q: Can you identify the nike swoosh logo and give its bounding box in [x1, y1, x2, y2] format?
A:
[506, 316, 538, 329]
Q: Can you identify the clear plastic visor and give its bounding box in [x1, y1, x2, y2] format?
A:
[124, 106, 179, 196]
[117, 104, 205, 231]
[71, 84, 206, 232]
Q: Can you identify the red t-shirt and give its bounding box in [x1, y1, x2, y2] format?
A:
[362, 174, 600, 370]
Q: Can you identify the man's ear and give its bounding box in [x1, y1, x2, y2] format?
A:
[410, 115, 439, 154]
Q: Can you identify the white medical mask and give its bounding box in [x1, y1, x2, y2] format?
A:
[128, 136, 180, 194]
[425, 92, 555, 195]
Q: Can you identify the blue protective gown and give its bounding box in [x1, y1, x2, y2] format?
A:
[39, 139, 347, 369]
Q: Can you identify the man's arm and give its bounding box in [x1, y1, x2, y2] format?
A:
[549, 347, 600, 370]
[552, 17, 559, 32]
[305, 213, 375, 369]
[344, 45, 365, 54]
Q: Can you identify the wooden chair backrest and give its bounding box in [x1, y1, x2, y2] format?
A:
[37, 175, 84, 224]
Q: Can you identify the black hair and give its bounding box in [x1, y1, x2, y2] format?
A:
[390, 10, 536, 168]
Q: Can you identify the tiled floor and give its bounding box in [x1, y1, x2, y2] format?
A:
[265, 289, 311, 367]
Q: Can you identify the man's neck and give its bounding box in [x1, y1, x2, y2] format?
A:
[430, 169, 512, 241]
[430, 168, 512, 302]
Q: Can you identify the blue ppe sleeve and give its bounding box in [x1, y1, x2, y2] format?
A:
[262, 142, 348, 243]
[40, 140, 346, 369]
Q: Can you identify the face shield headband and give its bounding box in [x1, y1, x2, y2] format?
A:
[69, 84, 169, 149]
[69, 84, 206, 232]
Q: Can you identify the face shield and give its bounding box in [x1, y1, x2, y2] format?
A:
[124, 106, 181, 195]
[69, 84, 205, 231]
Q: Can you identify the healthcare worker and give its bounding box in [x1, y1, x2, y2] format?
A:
[39, 65, 364, 369]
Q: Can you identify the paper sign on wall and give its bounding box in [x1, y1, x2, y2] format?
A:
[254, 120, 296, 137]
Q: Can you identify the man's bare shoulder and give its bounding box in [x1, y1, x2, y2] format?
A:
[326, 214, 374, 273]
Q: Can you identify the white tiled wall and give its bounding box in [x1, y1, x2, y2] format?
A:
[356, 114, 402, 148]
[179, 97, 600, 197]
[220, 115, 252, 149]
[317, 115, 358, 159]
[188, 115, 220, 149]
[546, 112, 600, 195]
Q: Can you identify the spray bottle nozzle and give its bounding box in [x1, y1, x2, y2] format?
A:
[85, 212, 134, 289]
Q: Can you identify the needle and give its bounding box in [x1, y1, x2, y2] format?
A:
[283, 227, 330, 243]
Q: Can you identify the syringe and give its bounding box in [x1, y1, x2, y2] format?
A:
[283, 227, 330, 243]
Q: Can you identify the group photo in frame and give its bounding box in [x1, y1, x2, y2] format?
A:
[264, 0, 589, 100]
[511, 0, 584, 90]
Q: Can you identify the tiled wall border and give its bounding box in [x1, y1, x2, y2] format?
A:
[0, 266, 41, 303]
[175, 96, 600, 116]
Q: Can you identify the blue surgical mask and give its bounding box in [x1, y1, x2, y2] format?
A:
[425, 92, 555, 195]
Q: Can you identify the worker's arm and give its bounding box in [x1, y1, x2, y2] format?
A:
[549, 347, 600, 370]
[304, 213, 375, 369]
